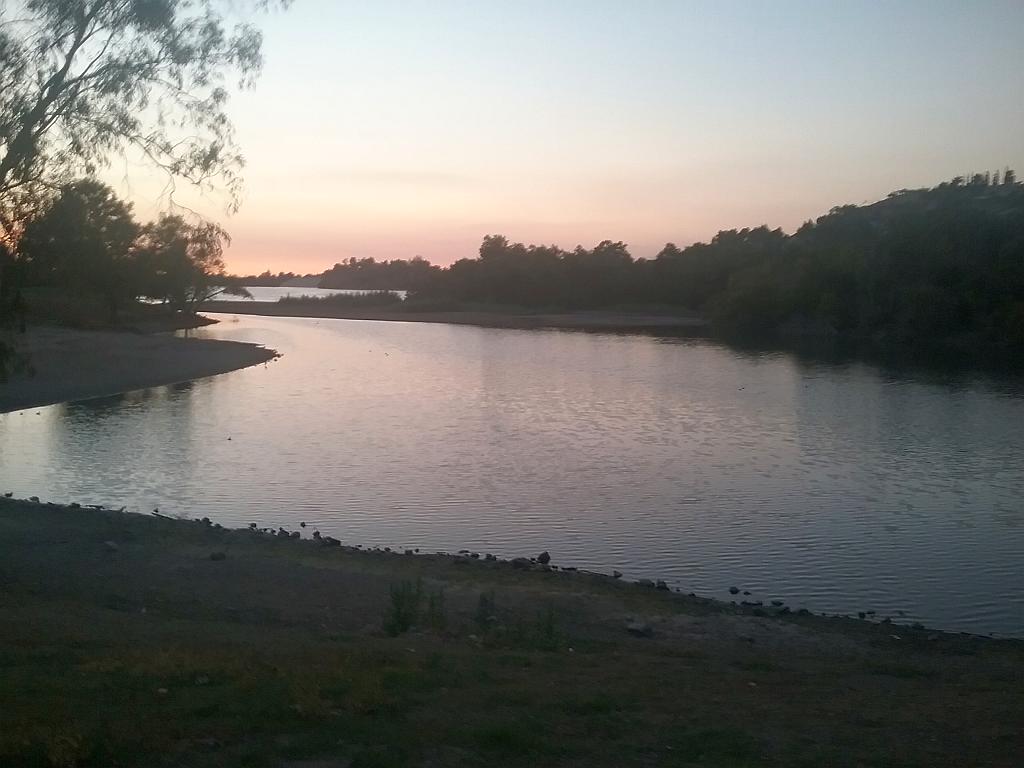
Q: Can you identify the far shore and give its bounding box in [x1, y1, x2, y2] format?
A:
[0, 324, 277, 414]
[201, 300, 710, 331]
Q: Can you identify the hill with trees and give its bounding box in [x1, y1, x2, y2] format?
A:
[354, 173, 1024, 351]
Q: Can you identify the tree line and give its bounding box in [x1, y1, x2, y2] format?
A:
[319, 173, 1024, 349]
[5, 179, 245, 322]
[1, 0, 285, 377]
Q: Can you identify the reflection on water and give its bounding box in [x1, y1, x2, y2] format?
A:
[2, 314, 1023, 636]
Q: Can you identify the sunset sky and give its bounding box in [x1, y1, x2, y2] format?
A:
[118, 0, 1024, 274]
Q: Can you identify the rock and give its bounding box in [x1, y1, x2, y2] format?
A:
[743, 590, 751, 596]
[249, 523, 258, 529]
[29, 496, 39, 503]
[796, 608, 811, 616]
[771, 599, 784, 607]
[728, 586, 740, 595]
[209, 552, 227, 561]
[655, 580, 670, 591]
[299, 522, 307, 528]
[313, 530, 322, 539]
[201, 517, 211, 525]
[103, 540, 119, 552]
[511, 557, 532, 570]
[612, 570, 623, 579]
[485, 553, 497, 561]
[2, 491, 11, 497]
[537, 551, 551, 565]
[404, 549, 414, 556]
[857, 611, 866, 619]
[626, 620, 654, 638]
[636, 578, 655, 588]
[69, 502, 81, 509]
[470, 552, 480, 559]
[323, 536, 341, 547]
[563, 566, 577, 572]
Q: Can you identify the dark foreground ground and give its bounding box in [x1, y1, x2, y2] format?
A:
[1, 498, 1021, 768]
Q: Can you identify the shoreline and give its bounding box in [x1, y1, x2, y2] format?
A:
[2, 495, 1022, 766]
[201, 300, 709, 332]
[0, 495, 1015, 644]
[0, 324, 278, 414]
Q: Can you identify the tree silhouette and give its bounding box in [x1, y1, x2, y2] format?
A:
[0, 0, 288, 239]
[19, 179, 138, 320]
[134, 214, 247, 312]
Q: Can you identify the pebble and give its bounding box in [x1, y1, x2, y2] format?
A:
[729, 586, 740, 595]
[537, 551, 551, 565]
[626, 620, 654, 638]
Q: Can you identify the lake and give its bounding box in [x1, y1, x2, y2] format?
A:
[2, 314, 1022, 636]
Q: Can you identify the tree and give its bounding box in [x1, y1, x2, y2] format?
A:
[134, 213, 247, 312]
[0, 0, 286, 241]
[19, 178, 139, 318]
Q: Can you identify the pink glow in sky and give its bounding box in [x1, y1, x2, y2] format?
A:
[115, 1, 1024, 273]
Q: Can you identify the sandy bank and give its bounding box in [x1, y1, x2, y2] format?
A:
[203, 300, 708, 331]
[0, 326, 277, 413]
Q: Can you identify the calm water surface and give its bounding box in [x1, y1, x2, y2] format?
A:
[2, 314, 1023, 636]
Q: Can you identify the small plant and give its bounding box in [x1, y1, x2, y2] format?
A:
[508, 605, 563, 651]
[425, 587, 447, 632]
[474, 591, 497, 634]
[383, 580, 422, 636]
